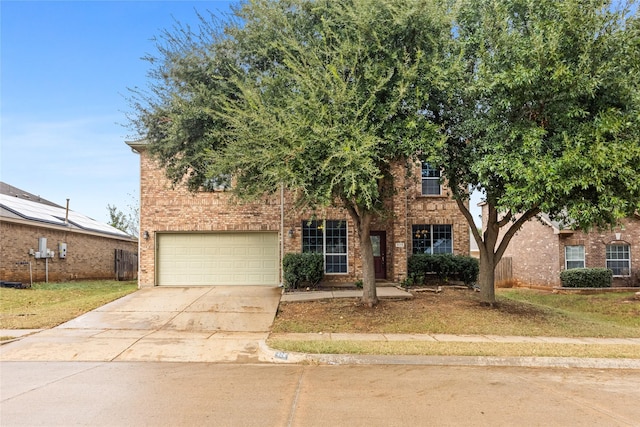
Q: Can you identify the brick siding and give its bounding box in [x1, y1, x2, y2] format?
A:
[483, 203, 640, 287]
[558, 218, 640, 287]
[499, 217, 561, 286]
[138, 152, 470, 287]
[0, 221, 138, 283]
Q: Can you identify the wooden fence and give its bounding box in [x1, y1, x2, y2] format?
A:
[495, 257, 513, 284]
[115, 249, 138, 281]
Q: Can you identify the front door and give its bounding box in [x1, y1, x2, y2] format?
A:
[370, 231, 387, 280]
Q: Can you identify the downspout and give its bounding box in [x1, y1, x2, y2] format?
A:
[280, 183, 284, 287]
[405, 159, 410, 282]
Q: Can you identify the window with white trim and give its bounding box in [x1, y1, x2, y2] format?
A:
[565, 245, 585, 269]
[606, 244, 630, 276]
[421, 162, 441, 195]
[412, 224, 452, 254]
[302, 220, 348, 273]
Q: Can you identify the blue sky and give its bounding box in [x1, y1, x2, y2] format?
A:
[2, 0, 483, 228]
[1, 0, 233, 224]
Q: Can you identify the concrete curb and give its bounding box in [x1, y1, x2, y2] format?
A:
[258, 342, 640, 369]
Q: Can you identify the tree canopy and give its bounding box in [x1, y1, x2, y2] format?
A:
[425, 0, 640, 303]
[130, 0, 640, 306]
[129, 0, 453, 306]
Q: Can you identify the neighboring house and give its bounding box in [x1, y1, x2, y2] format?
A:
[0, 182, 138, 283]
[482, 202, 640, 287]
[127, 140, 470, 288]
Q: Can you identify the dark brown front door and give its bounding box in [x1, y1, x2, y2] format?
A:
[370, 231, 387, 280]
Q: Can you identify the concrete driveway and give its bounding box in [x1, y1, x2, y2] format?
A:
[0, 286, 281, 363]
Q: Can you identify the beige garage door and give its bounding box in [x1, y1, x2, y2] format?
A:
[157, 233, 279, 286]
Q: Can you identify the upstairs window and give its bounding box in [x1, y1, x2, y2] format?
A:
[412, 224, 452, 254]
[606, 244, 630, 276]
[302, 220, 348, 274]
[421, 162, 441, 196]
[201, 174, 232, 191]
[565, 245, 585, 269]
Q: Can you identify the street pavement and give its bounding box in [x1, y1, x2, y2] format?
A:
[2, 362, 640, 426]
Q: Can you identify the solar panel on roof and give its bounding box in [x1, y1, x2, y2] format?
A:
[0, 194, 131, 238]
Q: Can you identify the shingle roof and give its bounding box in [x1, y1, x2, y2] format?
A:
[0, 181, 62, 208]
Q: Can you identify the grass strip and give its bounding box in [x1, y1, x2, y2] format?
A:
[1, 280, 138, 329]
[267, 339, 640, 359]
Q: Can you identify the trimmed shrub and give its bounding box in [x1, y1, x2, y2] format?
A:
[456, 255, 480, 286]
[560, 268, 612, 288]
[408, 254, 479, 286]
[283, 253, 324, 289]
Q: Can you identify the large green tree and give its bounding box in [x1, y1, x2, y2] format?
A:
[427, 0, 640, 304]
[131, 0, 639, 308]
[129, 0, 450, 306]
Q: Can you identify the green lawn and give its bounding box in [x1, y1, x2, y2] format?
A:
[269, 288, 640, 358]
[272, 288, 640, 338]
[0, 280, 138, 330]
[498, 289, 640, 330]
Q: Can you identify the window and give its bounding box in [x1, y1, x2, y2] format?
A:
[606, 244, 631, 276]
[201, 174, 232, 191]
[302, 220, 348, 273]
[412, 224, 452, 254]
[565, 245, 585, 269]
[421, 162, 441, 196]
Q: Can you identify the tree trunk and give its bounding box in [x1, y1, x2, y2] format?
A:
[455, 197, 500, 305]
[358, 218, 378, 307]
[455, 195, 541, 306]
[345, 205, 378, 307]
[478, 252, 496, 306]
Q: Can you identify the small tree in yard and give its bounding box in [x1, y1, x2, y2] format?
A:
[107, 199, 139, 238]
[129, 0, 452, 307]
[424, 0, 640, 305]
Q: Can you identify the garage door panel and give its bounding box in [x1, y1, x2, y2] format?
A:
[157, 233, 278, 286]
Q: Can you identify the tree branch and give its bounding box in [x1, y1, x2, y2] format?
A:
[495, 206, 541, 262]
[455, 198, 482, 247]
[496, 210, 513, 228]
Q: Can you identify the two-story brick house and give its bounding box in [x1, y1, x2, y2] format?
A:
[127, 140, 469, 288]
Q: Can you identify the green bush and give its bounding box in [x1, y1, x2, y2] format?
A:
[408, 254, 479, 285]
[282, 253, 324, 289]
[456, 256, 480, 286]
[560, 268, 612, 288]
